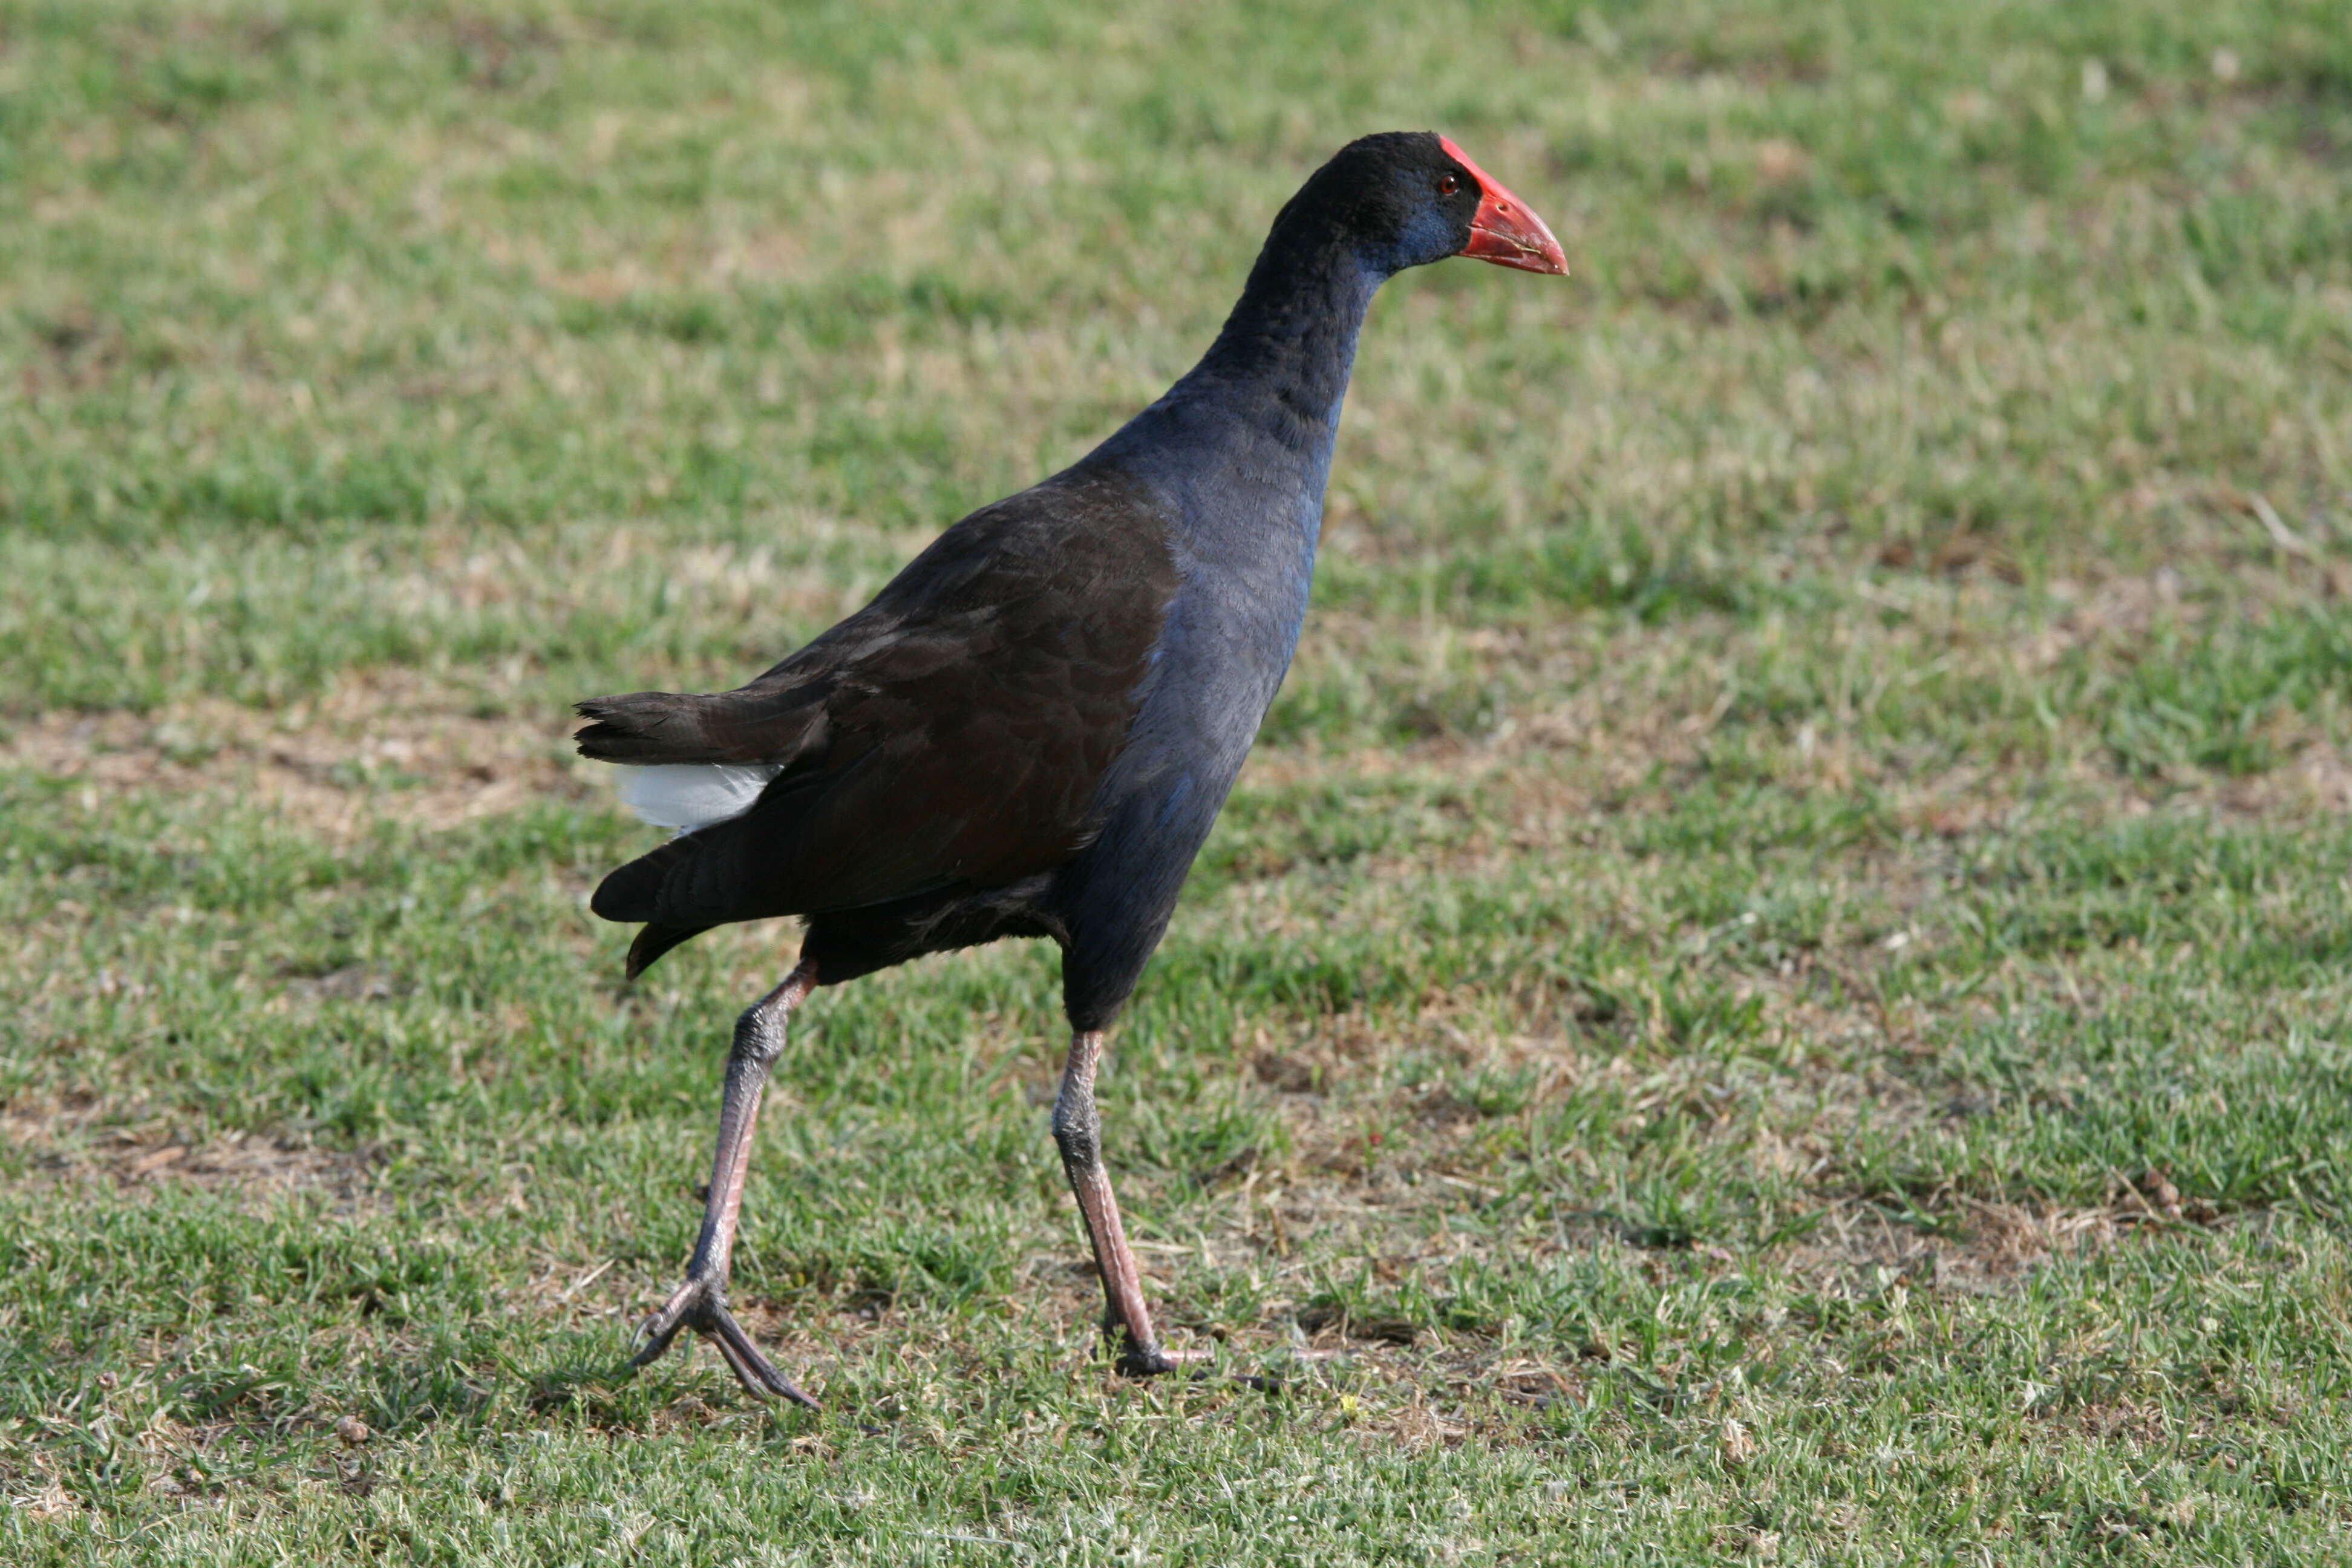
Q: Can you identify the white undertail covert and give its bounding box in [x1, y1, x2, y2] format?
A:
[615, 763, 784, 833]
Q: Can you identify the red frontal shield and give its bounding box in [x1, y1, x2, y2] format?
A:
[1441, 136, 1568, 275]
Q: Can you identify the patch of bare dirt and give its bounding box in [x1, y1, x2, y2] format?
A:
[2221, 741, 2352, 817]
[1, 670, 601, 838]
[1, 1097, 375, 1206]
[1772, 1170, 2238, 1303]
[1775, 1197, 2119, 1298]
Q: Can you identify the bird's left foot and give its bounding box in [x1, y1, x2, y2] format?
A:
[631, 1271, 819, 1410]
[1114, 1341, 1212, 1378]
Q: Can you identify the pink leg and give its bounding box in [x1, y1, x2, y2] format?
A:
[1052, 1028, 1201, 1375]
[632, 962, 820, 1408]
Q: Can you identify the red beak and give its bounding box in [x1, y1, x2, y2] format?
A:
[1440, 136, 1569, 276]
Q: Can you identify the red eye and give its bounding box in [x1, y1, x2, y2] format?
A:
[1438, 174, 1460, 195]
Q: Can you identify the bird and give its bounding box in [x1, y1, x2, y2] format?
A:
[575, 131, 1567, 1408]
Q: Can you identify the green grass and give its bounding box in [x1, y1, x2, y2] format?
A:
[5, 0, 2352, 1560]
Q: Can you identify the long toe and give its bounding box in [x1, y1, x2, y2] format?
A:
[706, 1304, 820, 1410]
[1114, 1343, 1282, 1394]
[1115, 1342, 1214, 1378]
[627, 1273, 818, 1410]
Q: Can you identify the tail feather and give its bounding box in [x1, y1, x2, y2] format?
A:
[575, 684, 826, 767]
[626, 922, 712, 979]
[589, 841, 682, 923]
[574, 693, 726, 763]
[575, 681, 827, 981]
[592, 840, 719, 979]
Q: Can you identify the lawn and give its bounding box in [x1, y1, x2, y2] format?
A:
[4, 0, 2351, 1561]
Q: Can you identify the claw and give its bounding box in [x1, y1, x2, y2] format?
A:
[629, 1273, 820, 1411]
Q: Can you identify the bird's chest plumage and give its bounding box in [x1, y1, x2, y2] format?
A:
[1108, 416, 1330, 794]
[1157, 506, 1319, 748]
[1042, 511, 1319, 1027]
[1043, 431, 1330, 995]
[1030, 291, 1361, 1018]
[1108, 399, 1335, 754]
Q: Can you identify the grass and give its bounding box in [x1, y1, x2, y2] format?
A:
[4, 0, 2351, 1560]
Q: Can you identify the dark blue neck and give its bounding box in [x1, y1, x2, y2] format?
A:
[1093, 229, 1386, 514]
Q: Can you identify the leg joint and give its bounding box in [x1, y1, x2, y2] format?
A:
[730, 1001, 788, 1067]
[1051, 1088, 1100, 1168]
[728, 965, 815, 1069]
[1053, 1028, 1106, 1168]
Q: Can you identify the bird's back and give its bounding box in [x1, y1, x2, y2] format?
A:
[578, 460, 1181, 973]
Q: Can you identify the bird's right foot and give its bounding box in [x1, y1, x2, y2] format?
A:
[631, 1272, 819, 1410]
[1115, 1339, 1284, 1393]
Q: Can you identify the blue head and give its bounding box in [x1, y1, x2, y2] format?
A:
[1256, 130, 1569, 284]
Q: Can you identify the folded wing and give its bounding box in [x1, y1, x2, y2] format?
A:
[576, 465, 1178, 973]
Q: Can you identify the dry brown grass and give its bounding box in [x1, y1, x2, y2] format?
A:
[0, 670, 595, 839]
[0, 1093, 374, 1206]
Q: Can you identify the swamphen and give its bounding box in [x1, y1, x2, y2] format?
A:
[577, 131, 1567, 1407]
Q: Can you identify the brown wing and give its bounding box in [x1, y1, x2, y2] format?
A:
[580, 462, 1178, 950]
